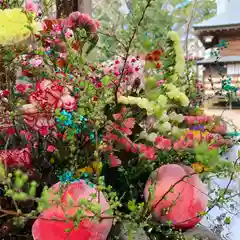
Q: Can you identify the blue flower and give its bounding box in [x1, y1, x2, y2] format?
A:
[84, 179, 94, 188]
[90, 132, 95, 140]
[58, 171, 94, 188]
[56, 110, 73, 127]
[80, 116, 87, 122]
[45, 50, 52, 55]
[89, 131, 102, 143]
[190, 125, 205, 131]
[81, 172, 89, 179]
[58, 171, 80, 183]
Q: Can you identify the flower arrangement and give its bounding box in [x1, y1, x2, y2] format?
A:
[0, 2, 236, 240]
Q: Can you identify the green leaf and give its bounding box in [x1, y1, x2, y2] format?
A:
[224, 216, 231, 224]
[128, 200, 137, 212]
[102, 76, 111, 86]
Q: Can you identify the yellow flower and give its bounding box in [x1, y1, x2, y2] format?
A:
[192, 163, 210, 173]
[76, 161, 103, 177]
[50, 157, 55, 164]
[0, 8, 38, 46]
[187, 130, 209, 139]
[167, 31, 179, 42]
[167, 31, 185, 76]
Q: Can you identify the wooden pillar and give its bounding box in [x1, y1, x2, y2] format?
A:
[78, 0, 92, 16]
[56, 0, 92, 18]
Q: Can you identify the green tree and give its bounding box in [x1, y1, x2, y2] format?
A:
[92, 0, 216, 60]
[171, 0, 217, 37]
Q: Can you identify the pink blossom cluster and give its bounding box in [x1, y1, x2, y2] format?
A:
[184, 116, 227, 135]
[104, 56, 145, 93]
[196, 80, 203, 90]
[24, 0, 39, 15]
[173, 131, 231, 150]
[184, 115, 215, 125]
[155, 132, 230, 151]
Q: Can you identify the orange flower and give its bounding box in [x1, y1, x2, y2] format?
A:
[56, 58, 66, 68]
[192, 163, 210, 173]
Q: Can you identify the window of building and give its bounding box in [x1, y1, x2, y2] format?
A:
[227, 64, 240, 75]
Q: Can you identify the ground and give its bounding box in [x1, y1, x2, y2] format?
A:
[204, 108, 240, 130]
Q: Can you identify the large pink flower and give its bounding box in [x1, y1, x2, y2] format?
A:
[0, 148, 32, 168]
[65, 12, 100, 33]
[144, 164, 208, 230]
[29, 79, 75, 111]
[23, 79, 76, 133]
[30, 79, 64, 109]
[32, 180, 112, 240]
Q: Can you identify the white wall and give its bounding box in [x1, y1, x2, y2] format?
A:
[216, 0, 228, 15]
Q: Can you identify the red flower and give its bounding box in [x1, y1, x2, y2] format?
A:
[20, 130, 32, 141]
[2, 89, 9, 96]
[103, 133, 119, 142]
[96, 82, 102, 88]
[113, 113, 122, 121]
[16, 83, 28, 94]
[47, 145, 56, 152]
[123, 118, 135, 129]
[109, 153, 121, 167]
[173, 140, 187, 151]
[0, 148, 32, 168]
[155, 136, 171, 150]
[118, 137, 134, 152]
[39, 127, 49, 136]
[121, 126, 132, 135]
[22, 69, 33, 77]
[65, 12, 100, 33]
[156, 62, 161, 69]
[7, 127, 16, 135]
[139, 144, 156, 160]
[56, 58, 66, 68]
[156, 80, 165, 87]
[56, 133, 63, 139]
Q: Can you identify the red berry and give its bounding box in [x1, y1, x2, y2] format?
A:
[2, 89, 9, 96]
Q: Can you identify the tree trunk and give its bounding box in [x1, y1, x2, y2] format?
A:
[78, 0, 92, 16]
[56, 0, 92, 18]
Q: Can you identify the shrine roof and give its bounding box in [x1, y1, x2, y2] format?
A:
[197, 56, 240, 65]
